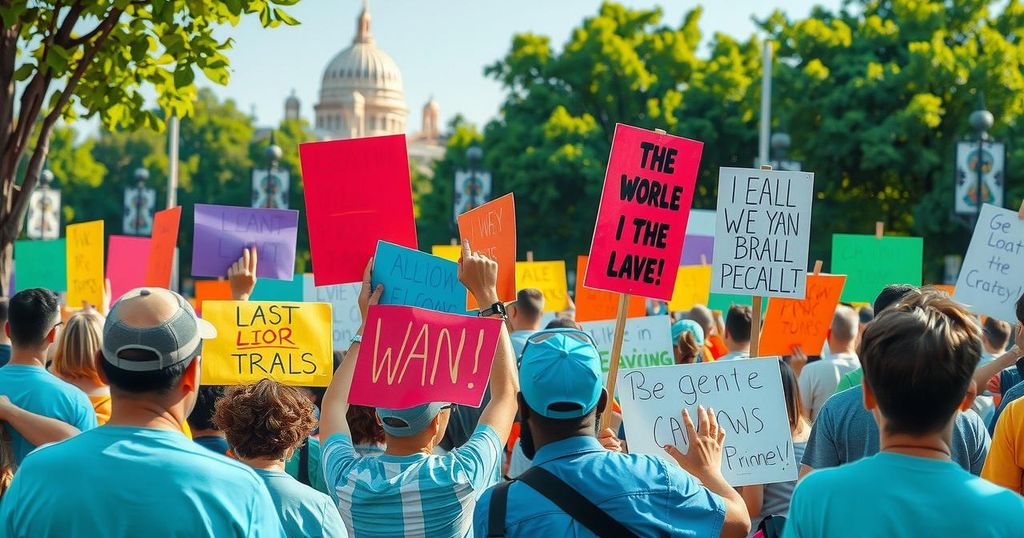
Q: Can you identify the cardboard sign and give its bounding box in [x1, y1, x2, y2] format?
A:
[251, 274, 304, 302]
[372, 241, 470, 315]
[15, 240, 66, 292]
[300, 135, 418, 286]
[668, 265, 712, 312]
[432, 245, 462, 262]
[516, 261, 569, 311]
[760, 274, 847, 356]
[954, 204, 1024, 321]
[575, 255, 647, 322]
[832, 234, 923, 303]
[712, 168, 814, 299]
[302, 276, 362, 351]
[349, 305, 503, 408]
[107, 235, 151, 302]
[145, 206, 181, 287]
[680, 209, 716, 266]
[66, 220, 105, 308]
[191, 204, 299, 281]
[617, 357, 795, 486]
[194, 280, 232, 314]
[457, 193, 516, 309]
[201, 301, 333, 386]
[585, 124, 703, 301]
[579, 316, 674, 374]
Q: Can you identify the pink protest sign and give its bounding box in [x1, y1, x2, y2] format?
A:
[584, 124, 703, 301]
[107, 235, 151, 301]
[349, 305, 503, 408]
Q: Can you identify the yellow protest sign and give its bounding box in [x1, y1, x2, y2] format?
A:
[201, 301, 333, 387]
[515, 261, 569, 311]
[668, 265, 712, 311]
[66, 220, 105, 309]
[432, 244, 461, 262]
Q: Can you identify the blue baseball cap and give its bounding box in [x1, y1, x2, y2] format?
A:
[672, 319, 705, 347]
[519, 329, 603, 420]
[376, 403, 450, 437]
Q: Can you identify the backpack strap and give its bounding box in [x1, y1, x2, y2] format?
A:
[486, 479, 513, 537]
[516, 467, 638, 538]
[297, 441, 311, 486]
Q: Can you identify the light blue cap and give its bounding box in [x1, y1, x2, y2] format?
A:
[519, 329, 602, 420]
[672, 319, 705, 347]
[376, 403, 449, 437]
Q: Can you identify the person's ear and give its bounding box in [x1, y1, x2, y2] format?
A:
[596, 389, 609, 415]
[181, 356, 201, 394]
[960, 380, 978, 411]
[94, 351, 110, 384]
[3, 322, 9, 340]
[374, 412, 384, 427]
[861, 378, 877, 410]
[45, 325, 58, 344]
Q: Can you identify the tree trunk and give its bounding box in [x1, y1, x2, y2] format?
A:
[0, 241, 10, 297]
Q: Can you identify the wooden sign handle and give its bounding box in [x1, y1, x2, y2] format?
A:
[598, 293, 631, 432]
[760, 164, 773, 171]
[875, 221, 884, 240]
[813, 260, 822, 276]
[750, 296, 763, 358]
[526, 251, 534, 262]
[450, 238, 457, 246]
[700, 254, 708, 266]
[654, 128, 667, 135]
[1018, 199, 1024, 220]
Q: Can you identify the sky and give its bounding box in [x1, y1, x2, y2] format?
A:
[209, 0, 842, 133]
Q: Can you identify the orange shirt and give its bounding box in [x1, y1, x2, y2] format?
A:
[982, 398, 1024, 494]
[88, 395, 112, 426]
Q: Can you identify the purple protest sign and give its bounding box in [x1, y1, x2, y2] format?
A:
[191, 204, 299, 281]
[679, 235, 714, 266]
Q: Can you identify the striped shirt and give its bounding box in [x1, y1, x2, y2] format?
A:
[322, 425, 501, 538]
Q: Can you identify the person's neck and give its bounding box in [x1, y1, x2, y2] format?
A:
[106, 396, 186, 432]
[240, 455, 286, 472]
[384, 434, 435, 456]
[983, 342, 1002, 355]
[879, 431, 953, 461]
[530, 422, 594, 453]
[191, 428, 224, 439]
[513, 322, 541, 333]
[828, 341, 856, 356]
[726, 342, 749, 354]
[0, 338, 10, 347]
[8, 347, 47, 367]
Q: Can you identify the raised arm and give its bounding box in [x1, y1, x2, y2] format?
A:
[228, 247, 258, 301]
[972, 324, 1022, 392]
[0, 396, 80, 446]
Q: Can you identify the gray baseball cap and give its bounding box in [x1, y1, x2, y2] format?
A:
[376, 403, 450, 437]
[102, 288, 217, 372]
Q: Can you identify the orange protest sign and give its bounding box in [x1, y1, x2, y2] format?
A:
[194, 280, 232, 315]
[759, 274, 847, 357]
[574, 255, 646, 322]
[145, 206, 181, 288]
[457, 193, 516, 309]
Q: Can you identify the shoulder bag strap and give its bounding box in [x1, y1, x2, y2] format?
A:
[486, 479, 513, 537]
[517, 467, 638, 538]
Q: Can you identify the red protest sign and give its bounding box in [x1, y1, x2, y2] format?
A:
[145, 206, 181, 288]
[299, 135, 418, 286]
[759, 274, 847, 356]
[349, 305, 503, 408]
[107, 235, 151, 302]
[457, 193, 516, 309]
[584, 124, 703, 301]
[574, 255, 646, 322]
[194, 280, 232, 315]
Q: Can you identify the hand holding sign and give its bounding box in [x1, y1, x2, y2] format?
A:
[663, 406, 727, 485]
[359, 258, 385, 323]
[458, 240, 500, 308]
[228, 247, 258, 301]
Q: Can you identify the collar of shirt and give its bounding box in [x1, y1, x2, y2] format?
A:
[531, 435, 606, 466]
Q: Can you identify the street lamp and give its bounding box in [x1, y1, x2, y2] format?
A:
[124, 167, 155, 235]
[252, 131, 289, 209]
[453, 145, 491, 224]
[26, 168, 61, 240]
[969, 102, 994, 224]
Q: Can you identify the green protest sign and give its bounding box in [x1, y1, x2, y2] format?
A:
[831, 234, 922, 303]
[15, 240, 67, 292]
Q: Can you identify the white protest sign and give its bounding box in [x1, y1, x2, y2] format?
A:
[954, 204, 1024, 322]
[711, 167, 814, 299]
[579, 315, 673, 375]
[302, 275, 362, 350]
[617, 357, 795, 486]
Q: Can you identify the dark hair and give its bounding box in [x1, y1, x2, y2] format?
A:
[214, 379, 317, 460]
[512, 289, 544, 319]
[7, 288, 59, 346]
[0, 298, 8, 325]
[545, 318, 581, 330]
[187, 385, 227, 431]
[675, 332, 699, 364]
[100, 349, 193, 394]
[1016, 293, 1024, 324]
[725, 305, 752, 343]
[873, 284, 916, 315]
[859, 289, 981, 436]
[983, 317, 1012, 350]
[778, 360, 804, 430]
[347, 405, 385, 446]
[519, 398, 598, 458]
[858, 306, 874, 325]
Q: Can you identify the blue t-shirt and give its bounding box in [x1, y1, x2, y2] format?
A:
[0, 364, 96, 464]
[322, 424, 502, 537]
[0, 426, 285, 537]
[254, 468, 347, 538]
[509, 330, 536, 359]
[991, 378, 1024, 433]
[0, 344, 10, 367]
[194, 435, 230, 455]
[785, 452, 1024, 537]
[474, 435, 726, 537]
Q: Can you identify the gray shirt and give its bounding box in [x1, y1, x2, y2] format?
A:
[751, 441, 806, 533]
[801, 385, 990, 475]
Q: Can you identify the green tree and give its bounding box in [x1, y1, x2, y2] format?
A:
[0, 0, 299, 295]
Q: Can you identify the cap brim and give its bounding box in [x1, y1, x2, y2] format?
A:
[196, 318, 217, 339]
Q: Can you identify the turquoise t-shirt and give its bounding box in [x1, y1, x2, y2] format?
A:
[0, 364, 96, 464]
[785, 452, 1024, 537]
[254, 468, 347, 538]
[0, 426, 285, 537]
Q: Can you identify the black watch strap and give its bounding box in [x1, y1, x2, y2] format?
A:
[479, 302, 507, 319]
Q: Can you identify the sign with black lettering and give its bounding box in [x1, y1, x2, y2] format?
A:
[954, 203, 1024, 322]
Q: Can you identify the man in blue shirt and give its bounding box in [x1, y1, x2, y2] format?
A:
[0, 287, 284, 537]
[474, 327, 751, 537]
[508, 288, 544, 358]
[785, 289, 1024, 537]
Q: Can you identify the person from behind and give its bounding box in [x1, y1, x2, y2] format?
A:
[690, 304, 726, 360]
[50, 310, 111, 424]
[785, 290, 1024, 537]
[319, 244, 519, 537]
[508, 288, 544, 357]
[215, 379, 347, 537]
[474, 327, 750, 537]
[719, 305, 751, 361]
[0, 298, 10, 367]
[672, 319, 704, 365]
[797, 305, 860, 421]
[187, 385, 229, 455]
[833, 284, 916, 393]
[0, 287, 283, 536]
[972, 317, 1011, 424]
[972, 295, 1024, 431]
[0, 288, 96, 465]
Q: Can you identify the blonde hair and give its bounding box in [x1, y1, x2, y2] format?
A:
[51, 310, 104, 385]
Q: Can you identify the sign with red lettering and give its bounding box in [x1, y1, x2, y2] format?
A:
[349, 305, 504, 408]
[584, 124, 704, 301]
[457, 193, 516, 309]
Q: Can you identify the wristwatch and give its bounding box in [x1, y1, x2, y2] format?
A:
[479, 302, 508, 320]
[350, 333, 362, 346]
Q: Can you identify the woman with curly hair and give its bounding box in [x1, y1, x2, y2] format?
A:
[214, 379, 346, 538]
[50, 310, 111, 424]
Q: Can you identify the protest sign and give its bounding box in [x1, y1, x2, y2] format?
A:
[618, 357, 795, 486]
[201, 301, 333, 387]
[372, 241, 469, 315]
[575, 255, 647, 322]
[251, 274, 304, 302]
[145, 206, 181, 288]
[106, 236, 151, 302]
[832, 234, 922, 303]
[66, 220, 105, 309]
[712, 168, 814, 299]
[579, 316, 674, 374]
[457, 193, 516, 309]
[585, 124, 703, 301]
[680, 209, 716, 266]
[432, 244, 462, 262]
[191, 204, 298, 281]
[302, 276, 362, 351]
[516, 261, 569, 311]
[668, 265, 712, 312]
[15, 240, 66, 292]
[194, 280, 232, 314]
[954, 204, 1024, 322]
[300, 135, 418, 285]
[349, 305, 503, 408]
[759, 274, 846, 356]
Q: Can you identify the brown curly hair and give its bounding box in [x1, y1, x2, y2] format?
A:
[213, 379, 317, 460]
